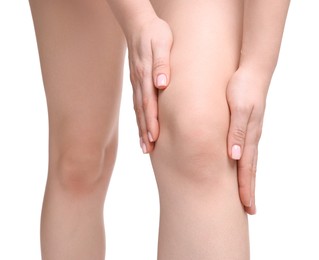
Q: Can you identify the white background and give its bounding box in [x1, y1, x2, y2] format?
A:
[1, 0, 318, 259]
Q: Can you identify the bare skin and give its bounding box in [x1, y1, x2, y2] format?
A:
[29, 0, 126, 258]
[149, 1, 249, 258]
[28, 0, 290, 259]
[108, 0, 290, 216]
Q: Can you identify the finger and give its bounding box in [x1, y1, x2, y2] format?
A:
[227, 106, 252, 160]
[130, 52, 156, 152]
[129, 66, 142, 140]
[141, 74, 160, 144]
[237, 143, 257, 208]
[238, 118, 261, 209]
[152, 38, 172, 89]
[133, 83, 154, 154]
[132, 87, 142, 138]
[244, 149, 257, 215]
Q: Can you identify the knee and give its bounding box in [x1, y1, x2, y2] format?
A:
[172, 113, 229, 167]
[154, 102, 233, 183]
[50, 138, 117, 194]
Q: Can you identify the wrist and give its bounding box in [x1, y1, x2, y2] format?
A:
[234, 65, 273, 97]
[122, 9, 158, 38]
[238, 50, 279, 80]
[238, 60, 275, 83]
[106, 0, 158, 38]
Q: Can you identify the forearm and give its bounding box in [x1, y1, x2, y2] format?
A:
[239, 0, 291, 76]
[106, 0, 157, 37]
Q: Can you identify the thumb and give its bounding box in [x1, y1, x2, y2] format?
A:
[227, 107, 251, 160]
[152, 40, 171, 90]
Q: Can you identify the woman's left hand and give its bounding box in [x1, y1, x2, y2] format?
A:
[226, 66, 272, 215]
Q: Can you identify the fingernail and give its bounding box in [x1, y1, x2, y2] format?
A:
[142, 143, 147, 154]
[139, 137, 143, 149]
[231, 145, 241, 160]
[140, 137, 147, 153]
[148, 131, 154, 142]
[156, 74, 167, 87]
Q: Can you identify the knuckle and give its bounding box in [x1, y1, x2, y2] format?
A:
[238, 163, 256, 177]
[142, 97, 150, 110]
[134, 105, 143, 116]
[153, 58, 167, 71]
[129, 73, 136, 87]
[251, 109, 264, 123]
[135, 66, 146, 78]
[135, 65, 152, 82]
[250, 123, 263, 143]
[233, 127, 246, 141]
[255, 126, 263, 141]
[233, 104, 252, 115]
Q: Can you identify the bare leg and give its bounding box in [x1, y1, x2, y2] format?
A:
[28, 0, 126, 259]
[150, 0, 249, 259]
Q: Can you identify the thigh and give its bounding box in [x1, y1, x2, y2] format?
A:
[152, 0, 243, 126]
[150, 0, 244, 172]
[29, 0, 126, 157]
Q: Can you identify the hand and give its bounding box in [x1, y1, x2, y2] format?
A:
[126, 16, 173, 154]
[226, 66, 271, 215]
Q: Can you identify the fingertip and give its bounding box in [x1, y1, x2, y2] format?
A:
[244, 203, 252, 209]
[231, 144, 242, 160]
[146, 139, 155, 154]
[155, 73, 167, 88]
[245, 204, 257, 215]
[146, 118, 160, 143]
[147, 129, 159, 144]
[227, 145, 233, 159]
[241, 194, 252, 208]
[142, 143, 147, 154]
[154, 72, 170, 90]
[139, 137, 147, 154]
[147, 131, 154, 142]
[155, 84, 168, 90]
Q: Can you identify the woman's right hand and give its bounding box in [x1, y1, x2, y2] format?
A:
[125, 16, 173, 154]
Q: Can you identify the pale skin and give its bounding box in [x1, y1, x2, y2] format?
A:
[28, 0, 290, 259]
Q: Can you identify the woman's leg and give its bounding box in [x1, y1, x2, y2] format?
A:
[150, 0, 249, 259]
[28, 0, 126, 259]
